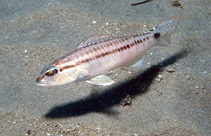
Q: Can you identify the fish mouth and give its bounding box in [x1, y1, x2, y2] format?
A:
[36, 82, 51, 86]
[36, 75, 45, 83]
[36, 75, 51, 86]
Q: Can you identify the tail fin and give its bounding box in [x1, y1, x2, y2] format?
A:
[154, 15, 181, 47]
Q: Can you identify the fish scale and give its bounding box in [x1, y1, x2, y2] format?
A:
[62, 36, 145, 68]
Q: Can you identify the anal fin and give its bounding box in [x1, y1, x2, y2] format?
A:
[125, 51, 145, 69]
[129, 56, 145, 68]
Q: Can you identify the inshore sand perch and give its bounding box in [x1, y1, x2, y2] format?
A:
[36, 15, 181, 86]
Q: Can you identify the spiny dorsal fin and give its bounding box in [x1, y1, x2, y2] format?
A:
[77, 23, 152, 49]
[77, 34, 116, 49]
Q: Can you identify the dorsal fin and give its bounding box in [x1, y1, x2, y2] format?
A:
[77, 23, 152, 49]
[77, 34, 116, 49]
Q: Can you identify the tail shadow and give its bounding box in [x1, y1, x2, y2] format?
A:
[44, 49, 188, 118]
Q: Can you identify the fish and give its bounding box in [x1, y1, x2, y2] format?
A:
[36, 15, 181, 86]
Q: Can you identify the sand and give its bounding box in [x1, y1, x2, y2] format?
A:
[0, 0, 210, 135]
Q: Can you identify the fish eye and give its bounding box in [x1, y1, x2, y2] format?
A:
[45, 66, 58, 77]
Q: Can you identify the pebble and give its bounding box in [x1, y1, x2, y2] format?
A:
[120, 95, 132, 106]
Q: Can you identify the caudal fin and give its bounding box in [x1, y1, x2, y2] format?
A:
[154, 15, 181, 47]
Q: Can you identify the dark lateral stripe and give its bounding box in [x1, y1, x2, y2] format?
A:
[60, 37, 149, 72]
[60, 65, 75, 72]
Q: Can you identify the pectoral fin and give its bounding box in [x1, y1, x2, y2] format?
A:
[86, 75, 114, 86]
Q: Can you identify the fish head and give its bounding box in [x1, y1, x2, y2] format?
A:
[36, 64, 78, 86]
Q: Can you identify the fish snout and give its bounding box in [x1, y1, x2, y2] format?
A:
[36, 74, 46, 85]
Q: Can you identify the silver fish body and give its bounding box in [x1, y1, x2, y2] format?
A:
[36, 15, 180, 86]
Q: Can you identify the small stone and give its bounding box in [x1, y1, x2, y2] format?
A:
[92, 20, 96, 24]
[26, 130, 31, 135]
[120, 95, 132, 106]
[155, 74, 163, 82]
[166, 68, 176, 73]
[156, 91, 163, 96]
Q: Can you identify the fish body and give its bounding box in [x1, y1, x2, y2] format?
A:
[36, 15, 180, 86]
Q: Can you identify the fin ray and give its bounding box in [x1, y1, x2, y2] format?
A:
[77, 34, 115, 49]
[154, 15, 181, 47]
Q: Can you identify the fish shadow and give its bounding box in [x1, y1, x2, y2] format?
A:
[44, 49, 188, 118]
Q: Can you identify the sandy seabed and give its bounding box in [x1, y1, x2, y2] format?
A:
[0, 0, 210, 135]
